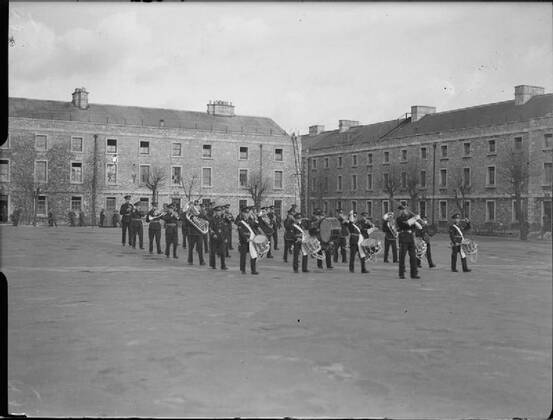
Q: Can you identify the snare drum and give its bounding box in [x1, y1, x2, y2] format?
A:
[320, 217, 342, 243]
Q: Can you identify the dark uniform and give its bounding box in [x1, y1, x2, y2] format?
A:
[283, 212, 296, 263]
[236, 207, 259, 275]
[48, 210, 57, 227]
[415, 218, 435, 268]
[449, 214, 472, 272]
[119, 197, 133, 246]
[180, 208, 189, 250]
[187, 210, 206, 265]
[258, 208, 275, 258]
[209, 207, 228, 270]
[311, 210, 333, 270]
[396, 207, 420, 279]
[292, 213, 308, 273]
[268, 206, 281, 250]
[146, 206, 163, 254]
[99, 209, 105, 227]
[225, 207, 234, 250]
[130, 204, 144, 249]
[162, 206, 179, 259]
[347, 213, 371, 273]
[382, 214, 398, 263]
[333, 210, 349, 263]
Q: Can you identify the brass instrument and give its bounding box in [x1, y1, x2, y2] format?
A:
[415, 237, 427, 260]
[252, 234, 270, 259]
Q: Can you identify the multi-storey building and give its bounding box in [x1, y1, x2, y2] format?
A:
[300, 85, 553, 231]
[2, 88, 297, 224]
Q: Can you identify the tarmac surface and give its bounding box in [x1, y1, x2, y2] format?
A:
[2, 224, 552, 418]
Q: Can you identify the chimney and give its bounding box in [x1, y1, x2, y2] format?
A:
[71, 87, 89, 110]
[411, 105, 436, 122]
[309, 125, 325, 136]
[338, 120, 360, 132]
[207, 100, 235, 116]
[515, 85, 545, 105]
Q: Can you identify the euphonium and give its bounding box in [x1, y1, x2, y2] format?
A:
[186, 212, 209, 235]
[406, 211, 423, 230]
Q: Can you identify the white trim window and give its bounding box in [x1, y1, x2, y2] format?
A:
[401, 149, 407, 162]
[463, 167, 471, 187]
[106, 138, 117, 154]
[71, 136, 83, 153]
[383, 151, 390, 163]
[202, 144, 212, 159]
[366, 173, 373, 190]
[239, 146, 248, 160]
[439, 168, 447, 188]
[324, 157, 329, 168]
[337, 175, 343, 192]
[35, 160, 48, 183]
[351, 174, 358, 191]
[486, 166, 496, 186]
[488, 139, 496, 154]
[105, 197, 117, 212]
[35, 134, 47, 151]
[37, 195, 47, 216]
[106, 163, 117, 185]
[514, 136, 523, 150]
[367, 152, 373, 165]
[0, 159, 9, 182]
[420, 147, 427, 160]
[366, 200, 373, 218]
[139, 141, 150, 155]
[463, 200, 471, 219]
[544, 162, 552, 185]
[419, 200, 426, 217]
[337, 156, 343, 168]
[420, 170, 426, 188]
[239, 169, 248, 187]
[274, 170, 283, 189]
[312, 158, 317, 170]
[71, 196, 82, 212]
[202, 167, 212, 187]
[511, 199, 519, 223]
[323, 201, 328, 214]
[172, 142, 182, 157]
[382, 200, 390, 215]
[463, 142, 471, 156]
[439, 200, 448, 221]
[486, 200, 496, 222]
[545, 133, 552, 148]
[171, 166, 182, 185]
[70, 161, 83, 184]
[352, 154, 358, 167]
[351, 200, 357, 212]
[401, 171, 407, 189]
[139, 165, 150, 186]
[274, 148, 283, 161]
[440, 144, 448, 158]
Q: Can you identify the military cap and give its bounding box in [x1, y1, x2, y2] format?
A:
[167, 203, 175, 208]
[223, 204, 230, 208]
[124, 195, 131, 200]
[451, 213, 461, 219]
[313, 208, 323, 216]
[397, 204, 405, 210]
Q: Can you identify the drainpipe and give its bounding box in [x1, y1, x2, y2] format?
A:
[259, 144, 263, 209]
[431, 142, 437, 227]
[91, 134, 98, 226]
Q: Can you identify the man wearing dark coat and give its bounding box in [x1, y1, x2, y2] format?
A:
[130, 202, 144, 249]
[236, 206, 259, 275]
[119, 195, 133, 246]
[396, 205, 420, 279]
[449, 213, 472, 273]
[209, 205, 228, 270]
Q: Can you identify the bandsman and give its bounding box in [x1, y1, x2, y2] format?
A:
[449, 213, 472, 273]
[282, 209, 296, 263]
[347, 211, 371, 273]
[292, 212, 309, 273]
[201, 201, 211, 254]
[395, 205, 420, 279]
[209, 205, 228, 270]
[333, 208, 348, 264]
[382, 211, 398, 263]
[187, 202, 207, 266]
[223, 204, 233, 257]
[415, 215, 436, 268]
[146, 202, 163, 254]
[236, 206, 259, 275]
[268, 205, 281, 251]
[130, 202, 144, 249]
[257, 206, 275, 258]
[180, 206, 189, 251]
[119, 195, 133, 246]
[310, 208, 333, 270]
[162, 203, 180, 259]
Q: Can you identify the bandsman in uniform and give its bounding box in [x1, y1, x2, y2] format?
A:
[130, 201, 144, 249]
[162, 203, 180, 259]
[236, 206, 260, 275]
[187, 202, 207, 266]
[382, 212, 398, 263]
[449, 213, 472, 273]
[209, 205, 228, 270]
[146, 202, 163, 254]
[395, 205, 420, 279]
[201, 201, 211, 254]
[224, 204, 234, 253]
[268, 205, 281, 251]
[119, 195, 133, 246]
[282, 209, 297, 263]
[257, 206, 275, 258]
[180, 205, 189, 251]
[310, 208, 333, 270]
[415, 215, 436, 268]
[292, 212, 309, 273]
[347, 211, 372, 273]
[333, 208, 348, 264]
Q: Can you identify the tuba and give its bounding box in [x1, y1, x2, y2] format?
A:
[186, 206, 209, 235]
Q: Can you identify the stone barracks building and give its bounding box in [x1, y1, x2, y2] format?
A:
[300, 85, 553, 232]
[2, 88, 297, 224]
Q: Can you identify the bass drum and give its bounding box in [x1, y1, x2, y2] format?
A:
[319, 217, 342, 243]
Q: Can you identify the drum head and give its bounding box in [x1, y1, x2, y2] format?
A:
[253, 235, 268, 245]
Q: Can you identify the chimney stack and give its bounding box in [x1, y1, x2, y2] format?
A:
[207, 100, 235, 116]
[411, 105, 436, 122]
[309, 125, 325, 136]
[514, 85, 544, 105]
[71, 87, 89, 110]
[338, 120, 360, 132]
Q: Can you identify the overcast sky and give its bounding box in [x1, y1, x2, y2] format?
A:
[8, 2, 553, 135]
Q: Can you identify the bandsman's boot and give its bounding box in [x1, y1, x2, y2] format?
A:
[461, 258, 471, 272]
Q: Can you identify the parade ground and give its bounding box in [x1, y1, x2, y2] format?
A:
[2, 225, 552, 418]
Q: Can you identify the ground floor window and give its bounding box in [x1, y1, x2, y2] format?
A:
[71, 196, 82, 212]
[511, 200, 519, 223]
[463, 200, 471, 219]
[105, 197, 116, 212]
[37, 195, 47, 216]
[323, 200, 328, 214]
[419, 200, 426, 218]
[0, 194, 8, 222]
[139, 197, 150, 212]
[439, 200, 447, 221]
[171, 197, 180, 211]
[351, 200, 357, 213]
[273, 199, 282, 218]
[486, 200, 496, 222]
[382, 200, 389, 215]
[366, 200, 373, 218]
[336, 200, 342, 212]
[239, 199, 247, 212]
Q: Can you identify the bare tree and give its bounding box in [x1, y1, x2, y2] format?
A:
[145, 166, 167, 204]
[180, 172, 200, 202]
[9, 137, 38, 224]
[381, 162, 401, 211]
[451, 166, 471, 218]
[405, 159, 421, 210]
[246, 169, 271, 210]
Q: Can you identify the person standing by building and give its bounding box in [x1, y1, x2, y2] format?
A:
[449, 213, 472, 273]
[396, 205, 420, 279]
[236, 206, 259, 275]
[78, 210, 85, 226]
[68, 209, 76, 227]
[48, 209, 57, 227]
[382, 212, 398, 263]
[119, 195, 133, 246]
[162, 203, 179, 259]
[415, 216, 436, 268]
[130, 202, 144, 250]
[146, 202, 162, 254]
[209, 205, 228, 270]
[333, 208, 348, 264]
[99, 209, 105, 227]
[268, 205, 281, 251]
[282, 209, 296, 263]
[112, 210, 119, 227]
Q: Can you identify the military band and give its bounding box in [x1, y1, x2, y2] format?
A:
[130, 202, 144, 250]
[449, 213, 472, 273]
[237, 206, 260, 275]
[333, 209, 349, 264]
[395, 205, 420, 279]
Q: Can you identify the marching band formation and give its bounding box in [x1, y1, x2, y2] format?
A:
[119, 194, 478, 278]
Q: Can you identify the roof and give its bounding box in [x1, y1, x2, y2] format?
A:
[9, 97, 288, 137]
[301, 93, 553, 150]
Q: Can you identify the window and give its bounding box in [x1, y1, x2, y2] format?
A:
[70, 162, 83, 184]
[35, 160, 47, 183]
[352, 154, 358, 167]
[367, 153, 373, 165]
[486, 200, 496, 222]
[324, 158, 329, 168]
[171, 166, 182, 185]
[202, 198, 211, 206]
[37, 196, 47, 216]
[383, 172, 389, 187]
[239, 147, 248, 160]
[0, 160, 9, 182]
[382, 200, 389, 215]
[324, 177, 328, 192]
[239, 199, 247, 211]
[105, 197, 116, 212]
[439, 200, 448, 221]
[138, 141, 149, 155]
[172, 143, 182, 157]
[366, 200, 373, 218]
[463, 201, 471, 219]
[337, 175, 342, 191]
[202, 144, 212, 158]
[311, 177, 317, 192]
[488, 139, 496, 154]
[106, 138, 117, 154]
[544, 162, 552, 185]
[273, 200, 282, 217]
[463, 142, 471, 156]
[514, 136, 522, 150]
[419, 200, 426, 218]
[312, 159, 317, 169]
[275, 148, 283, 161]
[512, 200, 519, 223]
[441, 144, 448, 158]
[351, 200, 357, 212]
[71, 137, 83, 153]
[545, 134, 552, 148]
[463, 167, 471, 187]
[439, 169, 447, 188]
[383, 151, 390, 163]
[139, 165, 150, 185]
[487, 166, 496, 186]
[239, 169, 248, 187]
[420, 147, 427, 160]
[337, 156, 343, 168]
[106, 164, 117, 185]
[71, 196, 82, 212]
[202, 167, 212, 187]
[420, 170, 426, 188]
[367, 173, 373, 190]
[401, 149, 407, 161]
[401, 171, 407, 189]
[323, 201, 328, 214]
[35, 134, 47, 151]
[274, 171, 283, 189]
[351, 174, 358, 190]
[336, 200, 342, 212]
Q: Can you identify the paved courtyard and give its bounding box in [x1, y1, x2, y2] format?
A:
[2, 225, 551, 418]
